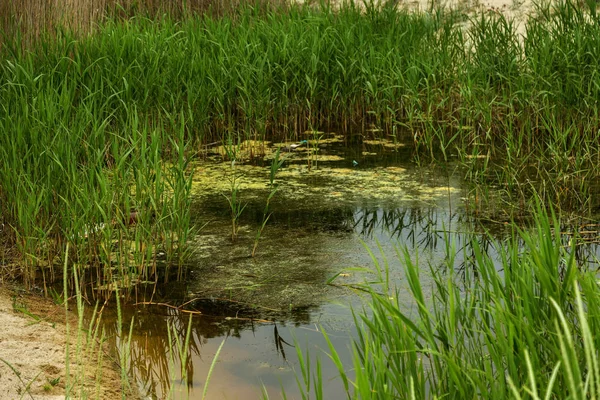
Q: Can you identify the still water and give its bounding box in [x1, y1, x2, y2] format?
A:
[95, 138, 551, 399]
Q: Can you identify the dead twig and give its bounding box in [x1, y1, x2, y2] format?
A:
[134, 301, 203, 315]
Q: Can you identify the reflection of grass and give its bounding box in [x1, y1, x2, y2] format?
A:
[61, 243, 205, 399]
[291, 206, 600, 399]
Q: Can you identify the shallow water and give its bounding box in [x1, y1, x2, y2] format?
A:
[92, 137, 600, 399]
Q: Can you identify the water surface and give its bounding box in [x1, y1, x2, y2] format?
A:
[97, 137, 580, 399]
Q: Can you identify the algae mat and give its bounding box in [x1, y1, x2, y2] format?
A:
[186, 143, 462, 315]
[191, 153, 459, 206]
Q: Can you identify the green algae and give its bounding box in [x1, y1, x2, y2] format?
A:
[191, 157, 460, 207]
[363, 139, 407, 149]
[209, 140, 274, 161]
[186, 141, 463, 314]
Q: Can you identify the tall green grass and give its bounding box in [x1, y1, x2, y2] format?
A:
[290, 207, 600, 399]
[2, 0, 600, 293]
[5, 0, 599, 145]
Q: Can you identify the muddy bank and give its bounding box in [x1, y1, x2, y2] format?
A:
[0, 287, 125, 400]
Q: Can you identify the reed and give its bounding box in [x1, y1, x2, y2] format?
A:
[252, 147, 284, 257]
[287, 206, 600, 399]
[2, 0, 600, 295]
[0, 0, 266, 51]
[58, 245, 201, 398]
[226, 164, 247, 243]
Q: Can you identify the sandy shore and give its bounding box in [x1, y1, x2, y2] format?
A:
[0, 287, 123, 400]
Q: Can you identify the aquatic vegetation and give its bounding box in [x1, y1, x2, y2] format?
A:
[289, 208, 600, 399]
[253, 148, 285, 257]
[1, 0, 600, 306]
[56, 244, 203, 398]
[192, 149, 460, 210]
[306, 131, 324, 171]
[224, 161, 247, 242]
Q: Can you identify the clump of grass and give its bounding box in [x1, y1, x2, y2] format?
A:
[0, 104, 195, 298]
[288, 206, 600, 399]
[60, 243, 207, 399]
[252, 147, 284, 257]
[224, 159, 247, 243]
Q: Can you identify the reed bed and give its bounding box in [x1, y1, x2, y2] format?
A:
[1, 0, 600, 295]
[290, 208, 600, 399]
[0, 0, 255, 50]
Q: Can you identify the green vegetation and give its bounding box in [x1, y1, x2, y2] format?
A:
[291, 208, 600, 399]
[253, 147, 284, 257]
[2, 0, 600, 396]
[0, 357, 41, 399]
[224, 159, 248, 242]
[60, 242, 203, 398]
[2, 0, 600, 294]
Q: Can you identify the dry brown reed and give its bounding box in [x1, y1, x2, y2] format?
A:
[0, 0, 245, 50]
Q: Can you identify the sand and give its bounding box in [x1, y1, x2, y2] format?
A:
[0, 287, 123, 400]
[408, 0, 535, 35]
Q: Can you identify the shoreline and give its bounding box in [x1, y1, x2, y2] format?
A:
[0, 286, 125, 400]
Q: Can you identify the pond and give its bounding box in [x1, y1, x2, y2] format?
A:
[92, 135, 600, 399]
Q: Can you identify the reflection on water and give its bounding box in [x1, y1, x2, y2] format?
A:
[97, 299, 355, 399]
[90, 142, 600, 399]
